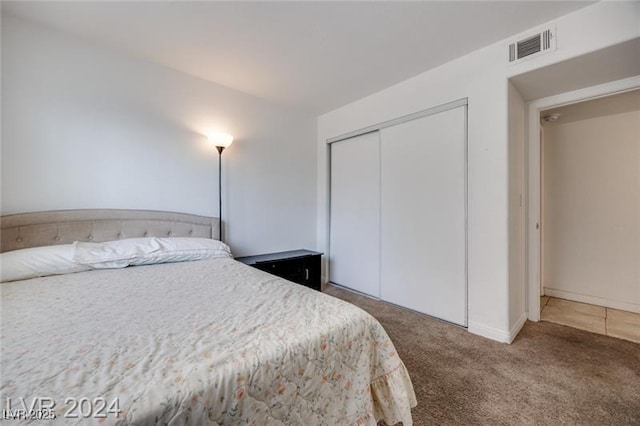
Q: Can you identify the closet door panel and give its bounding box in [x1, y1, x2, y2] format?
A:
[330, 132, 381, 297]
[380, 107, 466, 325]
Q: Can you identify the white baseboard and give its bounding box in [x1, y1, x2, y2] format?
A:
[508, 313, 528, 343]
[544, 287, 640, 313]
[468, 314, 527, 344]
[468, 321, 511, 344]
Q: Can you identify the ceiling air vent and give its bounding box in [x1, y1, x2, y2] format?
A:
[508, 25, 556, 65]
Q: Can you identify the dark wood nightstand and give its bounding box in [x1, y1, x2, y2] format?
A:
[235, 250, 323, 291]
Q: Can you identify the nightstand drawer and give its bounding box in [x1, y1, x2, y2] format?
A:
[235, 250, 322, 291]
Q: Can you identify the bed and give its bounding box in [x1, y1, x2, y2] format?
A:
[0, 209, 416, 425]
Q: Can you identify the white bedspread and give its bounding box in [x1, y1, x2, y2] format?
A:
[1, 258, 416, 425]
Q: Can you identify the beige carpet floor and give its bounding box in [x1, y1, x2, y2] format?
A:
[324, 284, 640, 426]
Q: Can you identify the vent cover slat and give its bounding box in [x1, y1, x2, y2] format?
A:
[517, 35, 541, 58]
[542, 29, 552, 50]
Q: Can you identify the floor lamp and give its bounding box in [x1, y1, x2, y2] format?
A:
[209, 133, 234, 242]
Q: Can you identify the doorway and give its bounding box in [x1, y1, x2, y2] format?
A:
[527, 77, 640, 321]
[536, 89, 640, 342]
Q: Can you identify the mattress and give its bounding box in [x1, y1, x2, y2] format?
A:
[1, 258, 416, 425]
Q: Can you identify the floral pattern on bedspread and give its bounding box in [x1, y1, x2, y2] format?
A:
[1, 258, 416, 425]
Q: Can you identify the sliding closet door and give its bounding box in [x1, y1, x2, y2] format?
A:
[330, 132, 380, 297]
[380, 106, 467, 325]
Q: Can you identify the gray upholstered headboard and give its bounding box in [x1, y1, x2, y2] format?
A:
[0, 209, 220, 253]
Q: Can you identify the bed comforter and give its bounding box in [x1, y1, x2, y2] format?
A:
[1, 258, 416, 425]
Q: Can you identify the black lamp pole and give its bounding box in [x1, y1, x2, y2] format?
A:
[216, 145, 225, 242]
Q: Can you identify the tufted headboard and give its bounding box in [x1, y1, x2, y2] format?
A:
[0, 209, 220, 253]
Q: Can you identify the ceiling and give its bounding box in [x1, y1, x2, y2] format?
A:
[3, 1, 595, 114]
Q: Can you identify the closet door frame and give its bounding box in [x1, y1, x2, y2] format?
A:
[327, 98, 468, 326]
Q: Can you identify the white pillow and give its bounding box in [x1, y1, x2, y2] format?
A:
[132, 237, 232, 266]
[73, 237, 232, 269]
[73, 237, 163, 268]
[0, 244, 91, 282]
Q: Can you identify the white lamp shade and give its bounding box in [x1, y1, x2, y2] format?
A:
[208, 133, 234, 148]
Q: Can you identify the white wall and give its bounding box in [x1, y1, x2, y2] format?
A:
[1, 14, 317, 257]
[317, 1, 640, 342]
[542, 97, 640, 313]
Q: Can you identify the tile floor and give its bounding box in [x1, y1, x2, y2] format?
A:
[540, 296, 640, 343]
